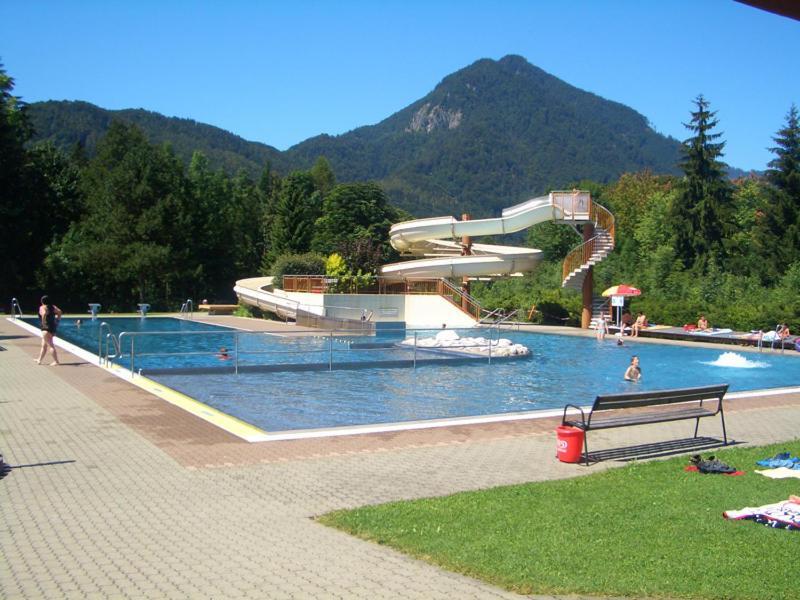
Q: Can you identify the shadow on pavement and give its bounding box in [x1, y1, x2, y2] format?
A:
[0, 458, 77, 480]
[586, 436, 743, 465]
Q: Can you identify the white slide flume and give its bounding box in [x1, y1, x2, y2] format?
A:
[382, 192, 592, 279]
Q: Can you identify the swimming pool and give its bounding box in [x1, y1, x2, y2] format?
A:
[25, 317, 800, 433]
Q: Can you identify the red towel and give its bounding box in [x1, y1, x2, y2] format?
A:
[685, 465, 745, 476]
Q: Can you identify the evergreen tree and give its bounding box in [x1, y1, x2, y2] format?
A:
[767, 105, 800, 197]
[753, 105, 800, 280]
[0, 63, 34, 306]
[258, 162, 281, 274]
[227, 169, 264, 277]
[264, 171, 320, 267]
[187, 151, 238, 298]
[310, 156, 336, 196]
[311, 182, 397, 260]
[670, 95, 732, 271]
[45, 122, 196, 308]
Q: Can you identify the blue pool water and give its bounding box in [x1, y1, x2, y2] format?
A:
[34, 317, 478, 372]
[34, 317, 800, 432]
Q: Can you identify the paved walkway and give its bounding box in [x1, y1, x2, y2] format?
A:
[1, 317, 799, 599]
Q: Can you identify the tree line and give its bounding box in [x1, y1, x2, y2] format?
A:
[477, 96, 800, 332]
[0, 64, 402, 312]
[2, 60, 798, 332]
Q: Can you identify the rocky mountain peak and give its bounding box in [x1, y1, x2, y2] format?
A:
[405, 103, 463, 133]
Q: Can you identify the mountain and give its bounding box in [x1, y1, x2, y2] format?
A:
[284, 55, 683, 216]
[27, 55, 684, 217]
[27, 100, 287, 178]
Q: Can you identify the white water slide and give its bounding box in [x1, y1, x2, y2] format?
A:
[382, 191, 593, 279]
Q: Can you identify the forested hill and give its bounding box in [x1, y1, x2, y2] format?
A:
[27, 100, 287, 178]
[28, 55, 684, 217]
[285, 55, 683, 216]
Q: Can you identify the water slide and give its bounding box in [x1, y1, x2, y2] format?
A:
[382, 192, 589, 278]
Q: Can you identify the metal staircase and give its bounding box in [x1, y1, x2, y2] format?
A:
[561, 201, 616, 291]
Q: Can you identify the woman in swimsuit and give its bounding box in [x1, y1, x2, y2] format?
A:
[37, 295, 62, 365]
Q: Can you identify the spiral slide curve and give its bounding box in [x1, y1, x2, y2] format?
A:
[382, 193, 584, 279]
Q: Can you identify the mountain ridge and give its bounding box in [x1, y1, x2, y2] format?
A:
[28, 55, 686, 217]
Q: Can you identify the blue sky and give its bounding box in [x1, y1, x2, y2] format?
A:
[2, 0, 798, 171]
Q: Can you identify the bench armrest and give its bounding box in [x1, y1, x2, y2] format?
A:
[562, 403, 587, 427]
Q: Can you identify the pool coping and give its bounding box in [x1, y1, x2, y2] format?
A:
[8, 315, 800, 444]
[8, 317, 268, 442]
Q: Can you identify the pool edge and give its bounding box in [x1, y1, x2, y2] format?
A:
[6, 317, 269, 442]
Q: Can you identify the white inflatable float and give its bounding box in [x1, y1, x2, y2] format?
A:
[400, 329, 530, 357]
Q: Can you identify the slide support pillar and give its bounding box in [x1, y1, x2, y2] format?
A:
[581, 223, 594, 329]
[461, 213, 471, 309]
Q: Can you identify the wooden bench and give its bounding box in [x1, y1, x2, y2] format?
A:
[198, 303, 238, 315]
[561, 384, 729, 465]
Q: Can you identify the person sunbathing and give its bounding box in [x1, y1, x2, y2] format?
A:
[697, 315, 710, 331]
[631, 313, 647, 337]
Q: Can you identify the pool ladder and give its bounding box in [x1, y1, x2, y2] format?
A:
[180, 298, 193, 320]
[10, 297, 23, 319]
[98, 322, 122, 366]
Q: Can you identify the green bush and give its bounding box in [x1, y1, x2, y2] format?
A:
[232, 303, 253, 318]
[270, 252, 327, 286]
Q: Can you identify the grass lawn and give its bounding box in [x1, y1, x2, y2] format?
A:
[319, 441, 800, 600]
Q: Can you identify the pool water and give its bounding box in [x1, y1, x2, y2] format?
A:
[34, 317, 800, 432]
[35, 317, 473, 372]
[155, 332, 800, 431]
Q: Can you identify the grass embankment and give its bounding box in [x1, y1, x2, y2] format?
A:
[320, 442, 800, 600]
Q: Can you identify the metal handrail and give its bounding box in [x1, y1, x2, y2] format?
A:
[561, 201, 615, 284]
[98, 322, 113, 365]
[10, 297, 23, 318]
[179, 299, 193, 319]
[438, 278, 482, 319]
[772, 324, 789, 353]
[104, 332, 121, 366]
[492, 309, 519, 329]
[479, 307, 504, 324]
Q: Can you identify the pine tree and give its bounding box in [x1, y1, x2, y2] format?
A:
[0, 64, 33, 305]
[265, 172, 321, 266]
[310, 156, 336, 196]
[767, 104, 800, 199]
[753, 105, 800, 280]
[670, 95, 732, 271]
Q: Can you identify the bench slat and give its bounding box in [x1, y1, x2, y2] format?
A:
[591, 384, 727, 412]
[566, 408, 715, 431]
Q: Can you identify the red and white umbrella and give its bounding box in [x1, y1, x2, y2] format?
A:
[601, 284, 641, 297]
[601, 285, 641, 329]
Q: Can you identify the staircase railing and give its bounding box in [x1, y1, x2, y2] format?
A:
[479, 307, 505, 324]
[561, 201, 615, 284]
[438, 278, 482, 320]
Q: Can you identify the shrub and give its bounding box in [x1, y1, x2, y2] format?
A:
[270, 252, 327, 287]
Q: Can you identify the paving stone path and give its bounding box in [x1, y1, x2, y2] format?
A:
[1, 318, 799, 599]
